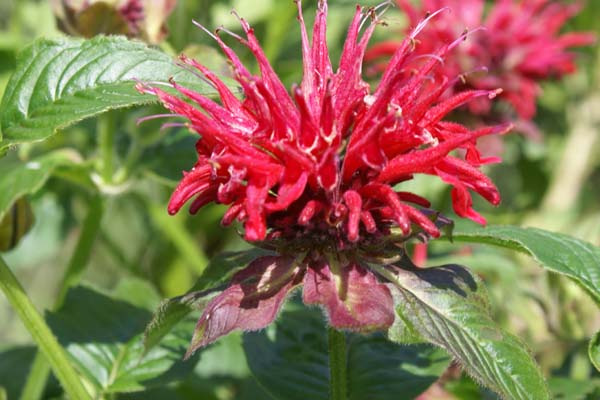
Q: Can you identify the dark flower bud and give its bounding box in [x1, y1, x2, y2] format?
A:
[0, 199, 35, 252]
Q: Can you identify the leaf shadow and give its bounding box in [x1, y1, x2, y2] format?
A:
[395, 258, 479, 298]
[46, 286, 152, 344]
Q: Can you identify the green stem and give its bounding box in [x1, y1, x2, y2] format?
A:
[328, 327, 347, 400]
[56, 195, 104, 306]
[19, 354, 51, 400]
[113, 138, 142, 185]
[98, 113, 116, 183]
[20, 195, 104, 400]
[0, 256, 92, 400]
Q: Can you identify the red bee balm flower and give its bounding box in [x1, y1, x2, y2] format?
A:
[138, 0, 509, 352]
[368, 0, 594, 121]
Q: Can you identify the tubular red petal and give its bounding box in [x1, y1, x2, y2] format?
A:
[264, 172, 309, 212]
[361, 183, 410, 233]
[179, 55, 244, 113]
[171, 80, 254, 135]
[377, 134, 474, 183]
[396, 192, 431, 208]
[168, 164, 217, 215]
[236, 19, 299, 126]
[401, 203, 440, 237]
[343, 190, 362, 242]
[437, 157, 501, 205]
[189, 185, 219, 214]
[434, 165, 489, 225]
[222, 202, 244, 226]
[360, 210, 377, 233]
[423, 89, 503, 125]
[298, 200, 324, 225]
[244, 183, 270, 241]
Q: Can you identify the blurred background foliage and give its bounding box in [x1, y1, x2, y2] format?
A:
[0, 0, 599, 399]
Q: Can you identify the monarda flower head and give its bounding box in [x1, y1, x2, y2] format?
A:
[137, 0, 509, 353]
[368, 0, 594, 122]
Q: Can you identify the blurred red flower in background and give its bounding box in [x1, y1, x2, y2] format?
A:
[367, 0, 594, 125]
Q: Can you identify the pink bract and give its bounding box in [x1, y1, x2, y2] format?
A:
[138, 0, 509, 350]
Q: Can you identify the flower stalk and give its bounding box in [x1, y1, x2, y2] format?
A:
[98, 112, 116, 183]
[328, 327, 348, 400]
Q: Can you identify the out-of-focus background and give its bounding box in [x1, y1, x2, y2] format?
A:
[1, 0, 599, 399]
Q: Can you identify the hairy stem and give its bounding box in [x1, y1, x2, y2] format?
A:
[0, 256, 91, 400]
[328, 327, 348, 400]
[20, 195, 104, 400]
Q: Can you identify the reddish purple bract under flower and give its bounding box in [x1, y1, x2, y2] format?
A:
[138, 0, 509, 351]
[368, 0, 594, 121]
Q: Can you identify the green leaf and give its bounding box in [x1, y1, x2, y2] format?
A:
[111, 276, 162, 310]
[143, 248, 272, 352]
[444, 372, 500, 400]
[243, 305, 451, 400]
[449, 225, 600, 303]
[46, 285, 198, 395]
[0, 149, 83, 220]
[0, 35, 219, 150]
[548, 377, 600, 400]
[589, 330, 600, 372]
[117, 376, 272, 400]
[195, 332, 250, 379]
[347, 335, 451, 399]
[372, 263, 549, 400]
